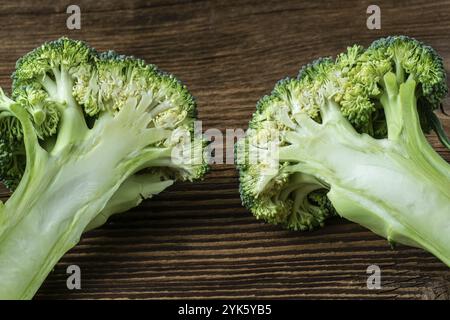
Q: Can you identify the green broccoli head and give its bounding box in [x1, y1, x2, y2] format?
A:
[237, 36, 450, 267]
[342, 36, 448, 140]
[0, 38, 209, 299]
[368, 36, 447, 106]
[12, 37, 96, 113]
[2, 38, 96, 189]
[1, 38, 207, 192]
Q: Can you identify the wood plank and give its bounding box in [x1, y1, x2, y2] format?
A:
[0, 0, 448, 299]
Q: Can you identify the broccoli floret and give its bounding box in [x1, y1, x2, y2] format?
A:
[237, 77, 336, 231]
[0, 38, 208, 299]
[343, 36, 449, 144]
[237, 36, 450, 266]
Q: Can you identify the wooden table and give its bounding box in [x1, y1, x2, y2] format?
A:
[0, 0, 449, 299]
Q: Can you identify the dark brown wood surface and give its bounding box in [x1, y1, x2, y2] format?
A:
[0, 0, 449, 299]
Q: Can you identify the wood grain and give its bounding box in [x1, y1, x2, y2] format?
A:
[0, 0, 449, 299]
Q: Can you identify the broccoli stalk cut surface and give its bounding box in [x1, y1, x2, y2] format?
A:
[0, 38, 207, 299]
[237, 36, 450, 266]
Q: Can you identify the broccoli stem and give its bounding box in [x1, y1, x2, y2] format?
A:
[381, 72, 450, 183]
[285, 128, 449, 265]
[0, 98, 185, 299]
[279, 93, 450, 266]
[0, 159, 176, 299]
[50, 69, 89, 154]
[0, 168, 122, 299]
[328, 178, 450, 266]
[0, 133, 146, 299]
[0, 104, 48, 238]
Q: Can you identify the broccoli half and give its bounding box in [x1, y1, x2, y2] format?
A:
[0, 38, 207, 299]
[237, 36, 450, 266]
